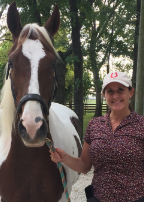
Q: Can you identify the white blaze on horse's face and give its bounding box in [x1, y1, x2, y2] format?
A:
[22, 39, 46, 94]
[21, 39, 46, 144]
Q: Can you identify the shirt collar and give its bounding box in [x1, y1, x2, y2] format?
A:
[100, 110, 139, 127]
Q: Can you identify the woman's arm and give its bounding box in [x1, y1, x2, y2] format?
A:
[50, 141, 92, 174]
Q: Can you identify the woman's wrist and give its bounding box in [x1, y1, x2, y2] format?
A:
[61, 152, 70, 164]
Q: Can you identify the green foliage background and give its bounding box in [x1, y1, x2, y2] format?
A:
[0, 0, 138, 103]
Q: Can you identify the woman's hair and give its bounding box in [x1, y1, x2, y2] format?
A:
[128, 86, 133, 111]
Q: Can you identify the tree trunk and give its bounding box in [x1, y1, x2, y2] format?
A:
[69, 0, 83, 140]
[53, 59, 67, 105]
[53, 48, 72, 104]
[93, 69, 102, 117]
[107, 53, 110, 73]
[135, 0, 144, 115]
[131, 0, 141, 110]
[89, 20, 102, 117]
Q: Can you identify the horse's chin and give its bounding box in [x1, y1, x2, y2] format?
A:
[22, 140, 45, 147]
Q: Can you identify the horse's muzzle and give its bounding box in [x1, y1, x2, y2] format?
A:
[18, 119, 48, 147]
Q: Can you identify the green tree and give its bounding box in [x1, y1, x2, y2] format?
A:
[0, 37, 12, 89]
[79, 0, 137, 117]
[69, 0, 84, 139]
[83, 70, 93, 102]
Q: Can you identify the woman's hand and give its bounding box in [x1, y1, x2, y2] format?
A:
[49, 142, 92, 174]
[49, 148, 66, 163]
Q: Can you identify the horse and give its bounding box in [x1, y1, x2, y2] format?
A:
[0, 2, 82, 202]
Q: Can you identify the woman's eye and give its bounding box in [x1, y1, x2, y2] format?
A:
[118, 88, 124, 92]
[107, 89, 113, 94]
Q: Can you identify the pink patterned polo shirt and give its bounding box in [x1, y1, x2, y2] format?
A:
[84, 111, 144, 202]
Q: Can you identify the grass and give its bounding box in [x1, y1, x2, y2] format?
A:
[83, 112, 94, 135]
[84, 99, 96, 104]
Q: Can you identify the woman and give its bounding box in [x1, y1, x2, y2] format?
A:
[50, 71, 144, 202]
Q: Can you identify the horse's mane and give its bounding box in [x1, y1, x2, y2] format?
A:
[0, 64, 15, 166]
[0, 23, 59, 166]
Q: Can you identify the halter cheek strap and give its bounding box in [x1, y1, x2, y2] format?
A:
[6, 59, 13, 80]
[9, 73, 17, 107]
[6, 59, 17, 107]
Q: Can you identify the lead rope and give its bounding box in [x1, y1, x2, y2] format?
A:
[45, 138, 71, 202]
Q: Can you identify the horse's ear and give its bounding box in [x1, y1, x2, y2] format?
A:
[44, 5, 60, 37]
[7, 1, 22, 37]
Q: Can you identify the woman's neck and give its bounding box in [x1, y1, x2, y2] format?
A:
[110, 108, 131, 123]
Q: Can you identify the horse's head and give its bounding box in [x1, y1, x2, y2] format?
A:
[6, 2, 60, 147]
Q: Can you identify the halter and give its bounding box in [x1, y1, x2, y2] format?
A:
[6, 58, 58, 115]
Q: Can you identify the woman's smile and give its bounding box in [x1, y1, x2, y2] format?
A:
[112, 100, 121, 104]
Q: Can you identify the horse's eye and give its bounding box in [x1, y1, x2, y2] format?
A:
[8, 59, 13, 69]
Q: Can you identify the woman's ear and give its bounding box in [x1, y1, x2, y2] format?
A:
[130, 88, 134, 98]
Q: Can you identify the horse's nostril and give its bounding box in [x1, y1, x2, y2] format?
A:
[18, 119, 27, 138]
[36, 120, 48, 139]
[35, 116, 42, 123]
[18, 119, 48, 143]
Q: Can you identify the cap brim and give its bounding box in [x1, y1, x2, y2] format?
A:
[102, 80, 129, 92]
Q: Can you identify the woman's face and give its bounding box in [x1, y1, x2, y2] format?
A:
[103, 82, 134, 112]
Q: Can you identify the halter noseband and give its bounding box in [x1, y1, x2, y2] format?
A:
[17, 94, 49, 115]
[6, 58, 58, 115]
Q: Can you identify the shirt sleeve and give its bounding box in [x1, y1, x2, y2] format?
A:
[83, 119, 94, 145]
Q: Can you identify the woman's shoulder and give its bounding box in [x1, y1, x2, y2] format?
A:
[130, 111, 144, 129]
[131, 111, 144, 122]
